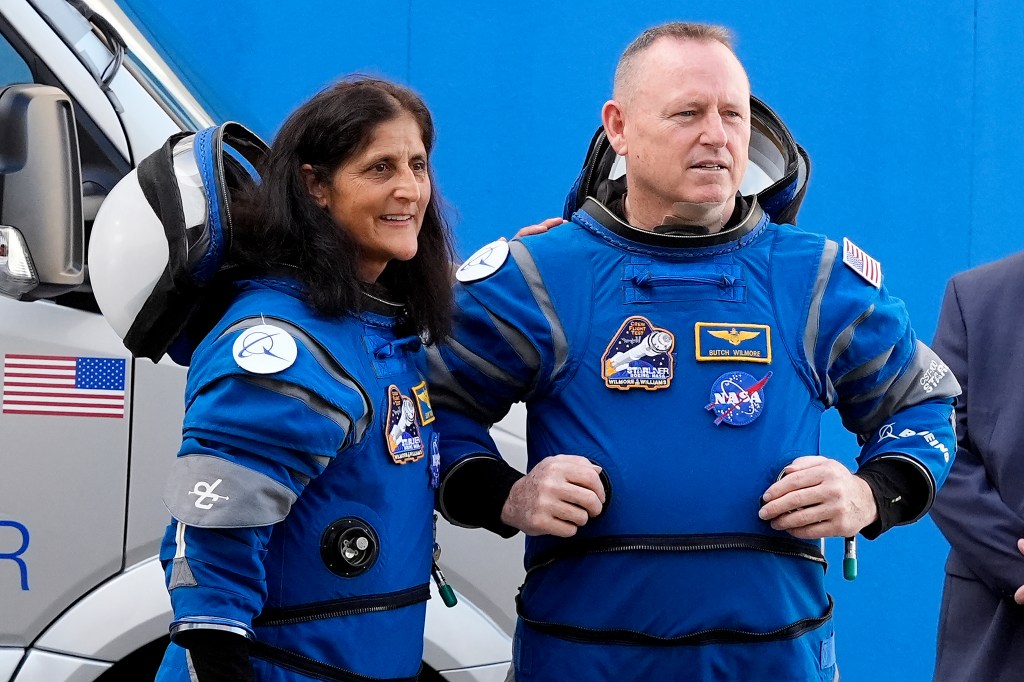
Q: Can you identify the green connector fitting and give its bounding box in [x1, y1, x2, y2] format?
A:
[439, 584, 458, 608]
[843, 557, 857, 581]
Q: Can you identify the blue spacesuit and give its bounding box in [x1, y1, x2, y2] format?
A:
[430, 193, 959, 681]
[155, 277, 436, 682]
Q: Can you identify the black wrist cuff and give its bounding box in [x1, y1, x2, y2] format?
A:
[439, 456, 524, 538]
[174, 629, 254, 682]
[856, 456, 930, 540]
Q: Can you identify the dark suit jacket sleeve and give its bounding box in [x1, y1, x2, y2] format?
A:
[929, 274, 1024, 598]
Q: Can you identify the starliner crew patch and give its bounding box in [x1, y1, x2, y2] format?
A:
[706, 370, 772, 426]
[695, 322, 772, 363]
[385, 385, 424, 464]
[601, 316, 675, 390]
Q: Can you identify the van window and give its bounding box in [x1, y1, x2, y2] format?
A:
[0, 14, 129, 312]
[0, 33, 31, 86]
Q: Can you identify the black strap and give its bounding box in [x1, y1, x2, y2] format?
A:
[175, 629, 254, 682]
[249, 640, 420, 682]
[126, 131, 198, 362]
[526, 533, 827, 576]
[517, 594, 834, 647]
[125, 122, 268, 363]
[253, 583, 430, 627]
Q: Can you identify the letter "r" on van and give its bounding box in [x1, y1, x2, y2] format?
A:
[0, 520, 30, 590]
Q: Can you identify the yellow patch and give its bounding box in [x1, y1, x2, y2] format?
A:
[412, 381, 435, 425]
[695, 322, 772, 364]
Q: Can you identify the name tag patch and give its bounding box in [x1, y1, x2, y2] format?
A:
[695, 322, 771, 363]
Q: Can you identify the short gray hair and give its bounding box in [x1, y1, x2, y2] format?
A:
[613, 22, 736, 101]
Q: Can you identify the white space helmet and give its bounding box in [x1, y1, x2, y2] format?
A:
[88, 122, 267, 364]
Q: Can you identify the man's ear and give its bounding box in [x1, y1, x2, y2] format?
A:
[301, 164, 328, 208]
[602, 100, 628, 156]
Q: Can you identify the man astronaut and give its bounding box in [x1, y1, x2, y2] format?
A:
[428, 21, 959, 682]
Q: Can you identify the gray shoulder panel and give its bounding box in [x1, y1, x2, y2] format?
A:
[802, 239, 839, 398]
[239, 374, 353, 448]
[834, 345, 893, 389]
[846, 340, 961, 433]
[425, 345, 504, 424]
[222, 316, 373, 443]
[484, 308, 542, 378]
[163, 454, 297, 528]
[823, 304, 876, 405]
[508, 240, 569, 386]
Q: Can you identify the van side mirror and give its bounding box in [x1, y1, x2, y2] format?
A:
[0, 84, 83, 300]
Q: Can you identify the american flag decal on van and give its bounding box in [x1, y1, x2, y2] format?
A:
[2, 354, 126, 418]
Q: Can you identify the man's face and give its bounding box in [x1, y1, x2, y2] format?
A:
[608, 38, 751, 228]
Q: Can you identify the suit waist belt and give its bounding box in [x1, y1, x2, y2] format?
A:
[517, 593, 834, 647]
[253, 583, 430, 627]
[249, 640, 421, 682]
[525, 533, 827, 577]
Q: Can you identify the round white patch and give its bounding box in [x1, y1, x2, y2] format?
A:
[455, 239, 510, 283]
[232, 324, 297, 374]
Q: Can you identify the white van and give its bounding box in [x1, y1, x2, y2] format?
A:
[0, 1, 527, 679]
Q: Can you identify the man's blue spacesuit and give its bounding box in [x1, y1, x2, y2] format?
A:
[429, 191, 960, 680]
[155, 277, 437, 682]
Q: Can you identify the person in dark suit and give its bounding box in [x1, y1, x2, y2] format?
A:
[930, 250, 1024, 682]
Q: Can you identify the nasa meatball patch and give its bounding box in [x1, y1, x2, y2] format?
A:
[601, 316, 675, 391]
[705, 370, 773, 426]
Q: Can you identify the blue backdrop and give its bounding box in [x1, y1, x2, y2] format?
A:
[114, 2, 1024, 679]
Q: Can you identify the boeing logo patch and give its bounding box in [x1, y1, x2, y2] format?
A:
[878, 423, 900, 440]
[386, 385, 424, 464]
[233, 324, 297, 374]
[883, 427, 951, 462]
[706, 371, 772, 426]
[695, 322, 772, 363]
[601, 316, 675, 391]
[456, 239, 510, 283]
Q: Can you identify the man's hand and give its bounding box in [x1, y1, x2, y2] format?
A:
[501, 454, 605, 537]
[758, 455, 878, 539]
[513, 217, 565, 239]
[1014, 539, 1024, 605]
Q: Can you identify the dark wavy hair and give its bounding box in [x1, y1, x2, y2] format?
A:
[231, 77, 456, 342]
